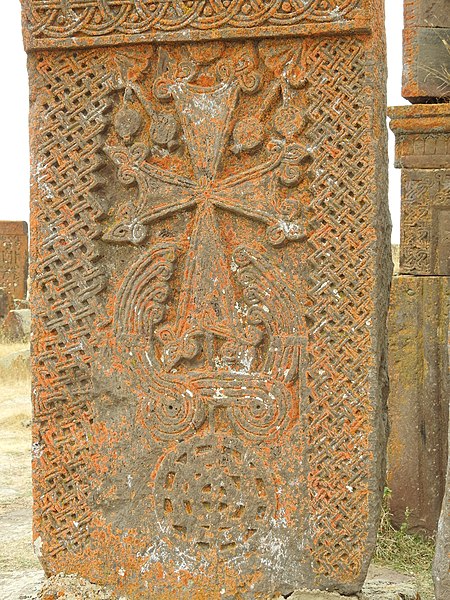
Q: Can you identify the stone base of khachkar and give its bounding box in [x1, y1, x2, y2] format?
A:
[38, 571, 421, 600]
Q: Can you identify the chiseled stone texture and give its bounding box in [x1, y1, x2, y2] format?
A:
[0, 221, 28, 304]
[388, 275, 450, 534]
[22, 0, 390, 598]
[389, 104, 450, 277]
[403, 0, 450, 101]
[39, 573, 120, 600]
[38, 569, 421, 600]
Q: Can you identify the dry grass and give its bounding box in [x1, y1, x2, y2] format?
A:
[375, 488, 436, 599]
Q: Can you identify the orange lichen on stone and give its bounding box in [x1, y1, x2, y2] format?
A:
[23, 1, 389, 598]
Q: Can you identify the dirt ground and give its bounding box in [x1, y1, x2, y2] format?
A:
[0, 341, 435, 600]
[0, 343, 45, 599]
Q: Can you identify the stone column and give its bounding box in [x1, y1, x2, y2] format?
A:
[21, 1, 390, 597]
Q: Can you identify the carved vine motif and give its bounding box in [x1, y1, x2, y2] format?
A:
[24, 0, 364, 45]
[102, 40, 311, 554]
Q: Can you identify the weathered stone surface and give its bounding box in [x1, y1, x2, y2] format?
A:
[277, 592, 358, 600]
[403, 26, 450, 101]
[0, 288, 12, 321]
[39, 573, 119, 600]
[13, 297, 30, 311]
[0, 221, 28, 303]
[403, 0, 450, 101]
[22, 1, 390, 598]
[389, 105, 450, 276]
[361, 580, 419, 600]
[362, 564, 419, 600]
[2, 309, 31, 343]
[404, 0, 450, 29]
[21, 0, 373, 50]
[400, 169, 450, 276]
[388, 275, 450, 534]
[36, 567, 421, 600]
[389, 104, 450, 170]
[390, 104, 450, 171]
[434, 409, 450, 600]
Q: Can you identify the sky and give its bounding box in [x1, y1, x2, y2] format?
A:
[0, 3, 406, 241]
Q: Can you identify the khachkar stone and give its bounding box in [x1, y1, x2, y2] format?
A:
[0, 221, 28, 308]
[403, 0, 450, 101]
[390, 105, 450, 277]
[388, 104, 450, 535]
[388, 275, 449, 534]
[22, 1, 390, 598]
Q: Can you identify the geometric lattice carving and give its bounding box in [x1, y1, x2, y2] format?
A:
[154, 435, 276, 554]
[25, 3, 389, 595]
[30, 51, 113, 562]
[389, 104, 450, 276]
[401, 170, 450, 276]
[304, 37, 386, 583]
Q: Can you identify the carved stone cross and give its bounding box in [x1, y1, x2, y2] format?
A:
[22, 1, 389, 598]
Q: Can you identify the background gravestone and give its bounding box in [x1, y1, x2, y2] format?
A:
[389, 16, 450, 538]
[0, 221, 28, 316]
[22, 1, 390, 597]
[403, 0, 450, 101]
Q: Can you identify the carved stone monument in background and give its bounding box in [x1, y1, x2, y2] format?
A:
[388, 105, 450, 535]
[403, 0, 450, 101]
[389, 1, 450, 597]
[22, 1, 390, 597]
[0, 221, 28, 317]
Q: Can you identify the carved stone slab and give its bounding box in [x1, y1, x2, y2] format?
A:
[403, 27, 450, 101]
[23, 1, 389, 597]
[403, 0, 450, 101]
[22, 0, 372, 50]
[390, 105, 450, 276]
[388, 275, 449, 535]
[404, 0, 450, 29]
[0, 221, 28, 304]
